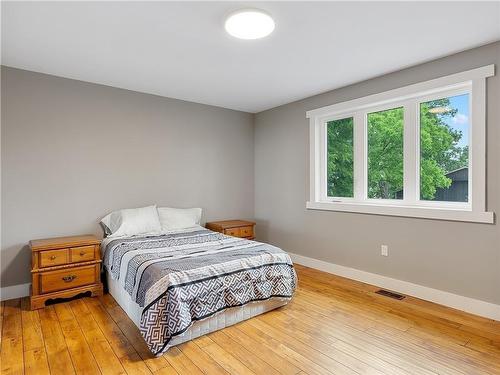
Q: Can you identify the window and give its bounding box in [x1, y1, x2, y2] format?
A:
[419, 94, 469, 203]
[327, 117, 353, 198]
[307, 65, 494, 223]
[367, 107, 404, 200]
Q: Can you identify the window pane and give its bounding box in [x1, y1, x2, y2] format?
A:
[420, 94, 469, 202]
[367, 107, 404, 199]
[327, 117, 353, 197]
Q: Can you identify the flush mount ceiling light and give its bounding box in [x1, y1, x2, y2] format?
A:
[224, 9, 275, 40]
[428, 106, 452, 114]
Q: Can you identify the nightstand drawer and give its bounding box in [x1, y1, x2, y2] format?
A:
[224, 227, 241, 237]
[39, 249, 69, 268]
[240, 226, 254, 237]
[40, 265, 97, 294]
[206, 220, 256, 240]
[70, 245, 95, 263]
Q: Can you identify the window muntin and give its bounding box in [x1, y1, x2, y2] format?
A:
[419, 93, 469, 202]
[326, 117, 354, 198]
[367, 107, 404, 200]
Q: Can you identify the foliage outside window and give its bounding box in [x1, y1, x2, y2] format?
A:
[367, 107, 404, 200]
[420, 94, 469, 202]
[327, 118, 353, 197]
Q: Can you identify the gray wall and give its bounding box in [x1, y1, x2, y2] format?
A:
[1, 67, 254, 287]
[254, 42, 500, 304]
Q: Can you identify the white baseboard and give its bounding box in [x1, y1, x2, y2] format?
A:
[0, 283, 30, 301]
[289, 253, 500, 321]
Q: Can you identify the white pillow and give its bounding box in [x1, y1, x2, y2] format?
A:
[157, 207, 202, 231]
[100, 210, 122, 236]
[100, 205, 162, 238]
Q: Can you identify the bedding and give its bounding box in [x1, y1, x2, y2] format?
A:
[102, 226, 296, 356]
[157, 207, 202, 231]
[106, 272, 288, 347]
[101, 205, 162, 238]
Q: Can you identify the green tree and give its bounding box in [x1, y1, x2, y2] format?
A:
[367, 107, 404, 199]
[327, 98, 468, 200]
[420, 99, 468, 199]
[327, 118, 353, 197]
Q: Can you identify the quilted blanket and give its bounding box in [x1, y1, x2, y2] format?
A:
[102, 227, 296, 355]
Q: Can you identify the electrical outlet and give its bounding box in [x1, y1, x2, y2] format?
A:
[381, 245, 389, 256]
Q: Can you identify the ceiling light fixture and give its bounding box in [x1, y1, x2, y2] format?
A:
[428, 106, 452, 114]
[224, 9, 275, 40]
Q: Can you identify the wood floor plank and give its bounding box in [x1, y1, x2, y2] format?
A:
[38, 306, 76, 375]
[283, 302, 438, 375]
[298, 268, 499, 348]
[298, 268, 449, 330]
[247, 316, 359, 375]
[83, 297, 139, 357]
[283, 297, 452, 375]
[83, 297, 153, 375]
[54, 303, 101, 375]
[153, 365, 179, 375]
[191, 335, 215, 348]
[2, 265, 499, 375]
[199, 341, 256, 375]
[234, 321, 334, 375]
[0, 299, 24, 375]
[69, 298, 127, 375]
[208, 330, 283, 375]
[0, 302, 4, 347]
[296, 268, 500, 370]
[3, 298, 21, 316]
[20, 297, 45, 351]
[24, 348, 51, 375]
[274, 304, 452, 375]
[162, 346, 201, 375]
[223, 325, 302, 375]
[177, 340, 229, 375]
[367, 323, 500, 374]
[99, 294, 171, 373]
[20, 297, 50, 375]
[297, 278, 416, 331]
[297, 264, 500, 342]
[257, 309, 389, 375]
[280, 305, 415, 375]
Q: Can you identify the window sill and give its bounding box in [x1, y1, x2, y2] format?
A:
[306, 201, 494, 223]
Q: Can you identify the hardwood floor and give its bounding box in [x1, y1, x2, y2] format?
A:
[2, 264, 500, 374]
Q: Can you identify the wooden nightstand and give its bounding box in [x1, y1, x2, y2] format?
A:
[206, 220, 256, 240]
[30, 234, 103, 310]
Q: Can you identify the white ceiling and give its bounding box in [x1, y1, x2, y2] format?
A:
[2, 2, 500, 113]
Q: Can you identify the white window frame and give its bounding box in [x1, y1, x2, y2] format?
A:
[306, 65, 495, 223]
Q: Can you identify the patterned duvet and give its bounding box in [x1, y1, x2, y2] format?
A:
[102, 227, 297, 356]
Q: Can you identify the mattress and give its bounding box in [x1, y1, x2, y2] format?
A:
[102, 226, 296, 354]
[106, 270, 289, 347]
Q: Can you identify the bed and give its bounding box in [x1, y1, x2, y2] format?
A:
[101, 226, 297, 356]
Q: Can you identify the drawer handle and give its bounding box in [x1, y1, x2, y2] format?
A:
[62, 275, 77, 283]
[50, 255, 57, 260]
[79, 251, 85, 256]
